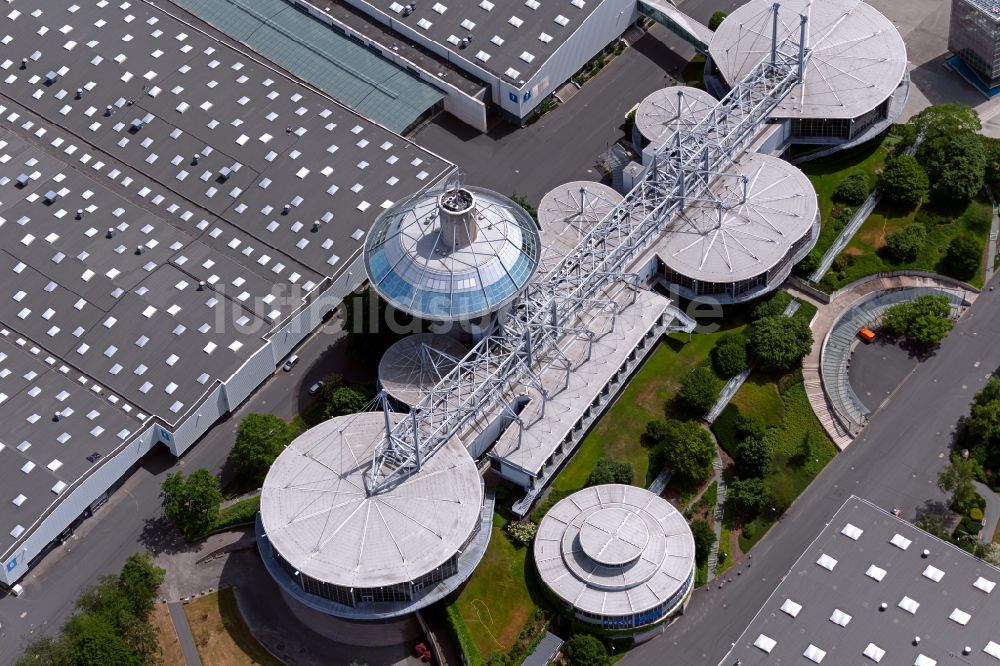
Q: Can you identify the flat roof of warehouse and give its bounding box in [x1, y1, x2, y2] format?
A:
[0, 0, 450, 563]
[723, 496, 1000, 666]
[350, 0, 605, 85]
[169, 0, 445, 133]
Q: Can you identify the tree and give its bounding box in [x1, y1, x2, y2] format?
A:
[909, 104, 982, 141]
[881, 294, 954, 346]
[727, 477, 769, 517]
[833, 171, 872, 205]
[961, 377, 1000, 472]
[735, 414, 767, 442]
[690, 519, 716, 564]
[938, 458, 981, 514]
[883, 223, 926, 263]
[941, 233, 983, 281]
[562, 634, 609, 666]
[160, 469, 222, 541]
[64, 614, 142, 666]
[735, 436, 772, 478]
[879, 154, 929, 208]
[914, 512, 952, 541]
[678, 366, 722, 416]
[117, 553, 165, 621]
[749, 315, 813, 372]
[230, 413, 297, 484]
[658, 421, 715, 484]
[711, 334, 747, 379]
[751, 292, 791, 321]
[323, 386, 368, 419]
[708, 10, 727, 30]
[641, 419, 671, 448]
[975, 541, 1000, 566]
[587, 457, 635, 486]
[16, 556, 164, 666]
[919, 131, 987, 202]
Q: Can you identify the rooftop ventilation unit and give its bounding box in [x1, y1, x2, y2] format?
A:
[217, 166, 232, 182]
[129, 118, 144, 133]
[45, 71, 59, 85]
[15, 174, 29, 188]
[44, 190, 59, 205]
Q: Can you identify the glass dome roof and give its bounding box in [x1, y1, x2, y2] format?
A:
[364, 184, 541, 321]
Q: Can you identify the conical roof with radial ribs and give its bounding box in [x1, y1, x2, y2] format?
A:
[260, 411, 482, 588]
[659, 152, 817, 283]
[364, 182, 541, 321]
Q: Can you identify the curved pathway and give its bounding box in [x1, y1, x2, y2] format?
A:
[789, 273, 978, 450]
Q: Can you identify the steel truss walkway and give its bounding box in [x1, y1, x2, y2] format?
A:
[366, 4, 813, 495]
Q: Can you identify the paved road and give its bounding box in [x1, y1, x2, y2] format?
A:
[0, 320, 365, 663]
[167, 602, 203, 666]
[412, 0, 748, 206]
[625, 280, 1000, 666]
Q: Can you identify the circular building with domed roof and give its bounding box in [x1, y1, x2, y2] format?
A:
[534, 484, 695, 633]
[364, 181, 541, 322]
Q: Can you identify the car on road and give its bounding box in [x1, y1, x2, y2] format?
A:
[308, 380, 325, 396]
[282, 354, 300, 372]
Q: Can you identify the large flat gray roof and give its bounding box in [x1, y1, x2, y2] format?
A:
[0, 0, 451, 562]
[169, 0, 445, 133]
[351, 0, 605, 85]
[723, 496, 1000, 665]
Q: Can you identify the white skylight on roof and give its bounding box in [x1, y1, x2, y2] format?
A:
[780, 598, 801, 617]
[505, 67, 520, 79]
[432, 2, 447, 13]
[866, 564, 886, 582]
[922, 565, 944, 582]
[447, 34, 461, 45]
[525, 0, 540, 7]
[890, 533, 911, 550]
[539, 32, 552, 42]
[914, 655, 936, 666]
[554, 13, 569, 24]
[974, 576, 996, 593]
[520, 51, 535, 63]
[754, 635, 776, 654]
[390, 2, 405, 12]
[417, 17, 432, 29]
[841, 523, 863, 540]
[863, 643, 885, 662]
[509, 15, 523, 27]
[479, 0, 494, 9]
[52, 481, 67, 494]
[898, 596, 919, 614]
[461, 18, 476, 29]
[12, 494, 26, 507]
[10, 525, 24, 538]
[803, 645, 826, 663]
[949, 608, 971, 625]
[816, 553, 837, 571]
[829, 609, 851, 627]
[985, 641, 1000, 659]
[476, 50, 490, 62]
[571, 0, 585, 7]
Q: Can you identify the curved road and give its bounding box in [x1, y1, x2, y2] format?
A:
[625, 281, 1000, 666]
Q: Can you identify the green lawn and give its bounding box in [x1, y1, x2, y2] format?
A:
[531, 323, 745, 522]
[800, 136, 892, 259]
[716, 518, 733, 575]
[820, 196, 992, 290]
[449, 504, 546, 662]
[715, 373, 838, 553]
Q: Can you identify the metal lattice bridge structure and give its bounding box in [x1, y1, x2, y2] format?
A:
[366, 4, 813, 495]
